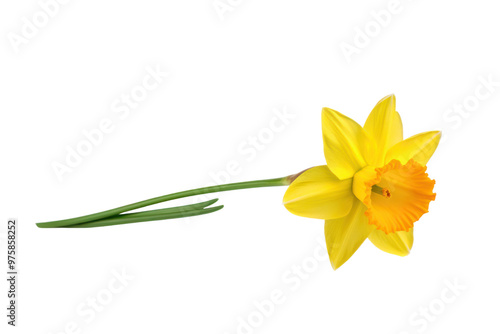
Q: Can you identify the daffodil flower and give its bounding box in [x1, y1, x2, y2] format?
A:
[37, 95, 440, 271]
[283, 95, 441, 269]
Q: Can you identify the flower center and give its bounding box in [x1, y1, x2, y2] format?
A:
[371, 185, 391, 199]
[352, 159, 436, 234]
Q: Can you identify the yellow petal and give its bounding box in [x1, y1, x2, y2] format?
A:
[363, 94, 403, 165]
[322, 107, 373, 180]
[283, 166, 354, 220]
[324, 201, 375, 270]
[385, 131, 441, 166]
[352, 165, 377, 204]
[369, 228, 414, 256]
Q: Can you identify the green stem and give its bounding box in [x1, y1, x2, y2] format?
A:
[61, 198, 220, 228]
[66, 205, 224, 228]
[36, 176, 291, 228]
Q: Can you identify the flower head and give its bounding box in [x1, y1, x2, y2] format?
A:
[283, 95, 441, 269]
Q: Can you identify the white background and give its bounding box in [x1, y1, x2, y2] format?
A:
[1, 0, 499, 333]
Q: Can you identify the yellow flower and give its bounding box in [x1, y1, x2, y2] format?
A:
[283, 95, 441, 270]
